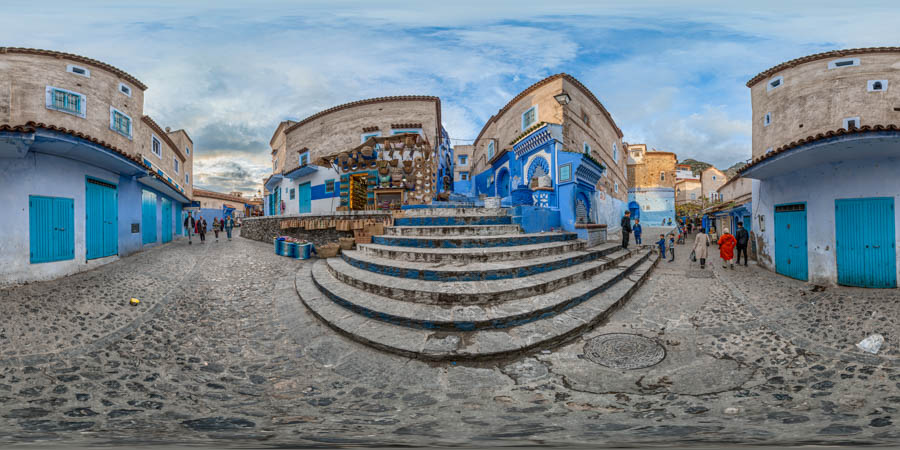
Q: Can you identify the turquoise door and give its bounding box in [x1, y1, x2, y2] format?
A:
[298, 182, 311, 214]
[142, 190, 157, 245]
[835, 197, 896, 288]
[774, 203, 808, 281]
[161, 197, 173, 243]
[85, 179, 118, 259]
[29, 196, 75, 263]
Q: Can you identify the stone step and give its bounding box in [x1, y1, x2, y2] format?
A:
[393, 215, 512, 226]
[357, 240, 587, 263]
[396, 207, 507, 217]
[312, 250, 651, 331]
[340, 242, 623, 282]
[372, 232, 576, 249]
[383, 224, 521, 237]
[325, 247, 636, 304]
[296, 252, 659, 361]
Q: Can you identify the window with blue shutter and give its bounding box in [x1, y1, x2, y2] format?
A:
[29, 195, 75, 264]
[110, 107, 132, 138]
[45, 86, 86, 118]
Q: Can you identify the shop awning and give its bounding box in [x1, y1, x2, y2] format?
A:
[284, 164, 318, 179]
[264, 174, 283, 191]
[138, 173, 191, 204]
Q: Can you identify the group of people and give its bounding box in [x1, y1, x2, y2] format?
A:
[620, 211, 750, 270]
[183, 212, 235, 245]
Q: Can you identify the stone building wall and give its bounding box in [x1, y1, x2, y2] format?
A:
[675, 179, 702, 204]
[166, 129, 194, 199]
[749, 49, 900, 159]
[717, 177, 753, 203]
[471, 75, 626, 201]
[240, 212, 393, 248]
[283, 97, 440, 167]
[701, 167, 727, 200]
[627, 151, 677, 189]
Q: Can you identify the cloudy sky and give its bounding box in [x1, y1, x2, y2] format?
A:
[3, 1, 898, 195]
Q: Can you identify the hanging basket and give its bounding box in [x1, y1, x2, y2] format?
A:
[389, 159, 399, 167]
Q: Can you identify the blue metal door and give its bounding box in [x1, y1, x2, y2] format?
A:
[161, 197, 172, 243]
[774, 203, 808, 281]
[836, 197, 896, 288]
[29, 196, 75, 263]
[85, 179, 118, 259]
[142, 190, 157, 245]
[298, 182, 311, 214]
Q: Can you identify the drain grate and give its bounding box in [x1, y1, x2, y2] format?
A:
[583, 333, 666, 369]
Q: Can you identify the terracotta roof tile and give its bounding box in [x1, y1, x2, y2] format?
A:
[0, 47, 148, 90]
[474, 73, 624, 144]
[362, 126, 380, 132]
[7, 121, 144, 166]
[739, 124, 900, 175]
[142, 116, 187, 161]
[746, 47, 900, 87]
[284, 96, 440, 136]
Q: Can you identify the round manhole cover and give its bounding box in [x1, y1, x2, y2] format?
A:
[583, 333, 666, 369]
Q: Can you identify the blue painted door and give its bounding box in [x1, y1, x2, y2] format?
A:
[774, 204, 808, 281]
[142, 190, 157, 245]
[497, 170, 510, 197]
[835, 197, 896, 288]
[161, 197, 172, 243]
[29, 196, 75, 263]
[85, 179, 118, 259]
[298, 182, 311, 214]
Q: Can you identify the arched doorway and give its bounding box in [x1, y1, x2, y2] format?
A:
[497, 169, 510, 197]
[628, 201, 641, 220]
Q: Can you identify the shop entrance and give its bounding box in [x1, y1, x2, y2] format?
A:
[349, 173, 368, 210]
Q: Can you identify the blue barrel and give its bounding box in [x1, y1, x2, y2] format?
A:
[285, 242, 298, 258]
[274, 238, 285, 255]
[296, 242, 312, 260]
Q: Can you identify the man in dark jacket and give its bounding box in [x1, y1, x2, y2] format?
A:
[621, 211, 632, 249]
[735, 221, 750, 266]
[183, 212, 195, 245]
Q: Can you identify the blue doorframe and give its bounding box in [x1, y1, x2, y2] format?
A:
[774, 203, 808, 281]
[835, 197, 897, 288]
[298, 182, 311, 214]
[142, 190, 157, 245]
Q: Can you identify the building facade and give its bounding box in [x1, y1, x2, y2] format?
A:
[700, 167, 727, 202]
[626, 144, 677, 225]
[675, 163, 698, 180]
[741, 47, 900, 288]
[704, 176, 757, 251]
[265, 96, 450, 215]
[0, 48, 193, 284]
[675, 179, 702, 206]
[468, 74, 626, 232]
[452, 144, 474, 194]
[192, 189, 258, 227]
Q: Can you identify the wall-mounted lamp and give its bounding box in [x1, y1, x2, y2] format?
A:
[554, 92, 571, 105]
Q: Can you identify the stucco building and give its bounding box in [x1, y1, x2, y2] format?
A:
[625, 144, 677, 225]
[452, 144, 474, 194]
[700, 167, 727, 203]
[741, 47, 900, 288]
[192, 188, 259, 226]
[675, 179, 702, 206]
[468, 73, 626, 233]
[0, 48, 194, 284]
[265, 96, 450, 215]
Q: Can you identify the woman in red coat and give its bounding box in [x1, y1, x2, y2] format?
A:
[718, 228, 737, 270]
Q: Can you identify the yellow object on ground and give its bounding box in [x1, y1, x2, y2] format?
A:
[130, 298, 140, 306]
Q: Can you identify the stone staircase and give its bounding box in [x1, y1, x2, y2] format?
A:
[296, 207, 659, 361]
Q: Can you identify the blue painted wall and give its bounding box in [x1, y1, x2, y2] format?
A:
[628, 188, 676, 226]
[510, 205, 561, 233]
[117, 175, 145, 257]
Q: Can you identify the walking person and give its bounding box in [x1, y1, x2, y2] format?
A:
[621, 211, 632, 250]
[693, 228, 710, 269]
[735, 221, 750, 267]
[212, 217, 221, 243]
[224, 215, 235, 241]
[668, 234, 676, 262]
[197, 216, 207, 243]
[633, 218, 643, 245]
[183, 212, 195, 245]
[718, 228, 737, 270]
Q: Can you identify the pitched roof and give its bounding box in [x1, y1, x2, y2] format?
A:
[284, 96, 440, 136]
[746, 47, 900, 88]
[0, 47, 148, 90]
[193, 188, 251, 204]
[739, 124, 900, 175]
[474, 73, 624, 145]
[269, 120, 296, 147]
[142, 116, 187, 161]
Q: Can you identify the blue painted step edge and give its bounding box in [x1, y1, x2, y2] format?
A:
[393, 216, 513, 226]
[372, 233, 575, 248]
[342, 245, 621, 281]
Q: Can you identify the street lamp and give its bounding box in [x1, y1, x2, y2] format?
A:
[554, 91, 571, 105]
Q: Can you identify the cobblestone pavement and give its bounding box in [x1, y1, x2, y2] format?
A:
[0, 231, 897, 447]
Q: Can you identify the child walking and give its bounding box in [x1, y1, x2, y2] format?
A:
[668, 234, 676, 262]
[633, 219, 642, 245]
[656, 234, 666, 259]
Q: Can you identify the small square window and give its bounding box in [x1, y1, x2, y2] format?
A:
[868, 80, 888, 92]
[110, 107, 132, 138]
[118, 83, 132, 97]
[458, 155, 467, 165]
[151, 136, 162, 158]
[67, 64, 90, 78]
[559, 163, 572, 183]
[45, 86, 86, 118]
[521, 105, 537, 130]
[767, 76, 783, 91]
[488, 141, 495, 159]
[185, 146, 190, 156]
[843, 116, 860, 129]
[660, 172, 665, 181]
[764, 112, 771, 126]
[325, 179, 335, 193]
[299, 153, 309, 166]
[289, 189, 295, 200]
